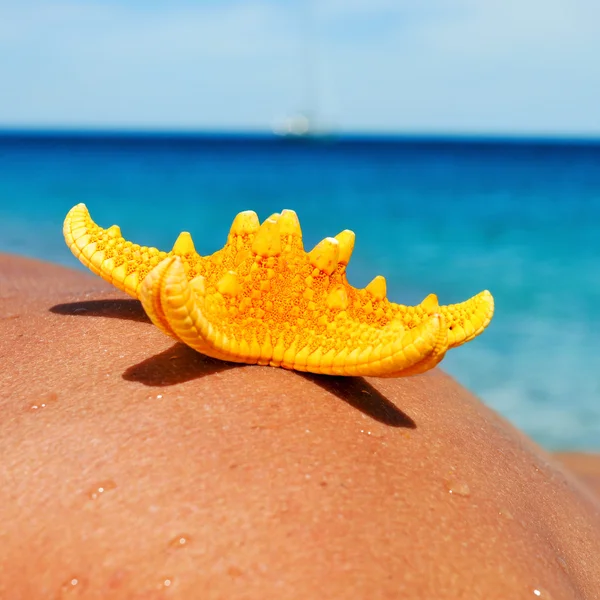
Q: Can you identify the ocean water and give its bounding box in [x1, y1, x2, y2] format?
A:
[0, 132, 598, 450]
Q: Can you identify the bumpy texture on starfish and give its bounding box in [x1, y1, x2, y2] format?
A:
[64, 204, 494, 377]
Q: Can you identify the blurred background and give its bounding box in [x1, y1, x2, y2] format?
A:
[0, 0, 598, 449]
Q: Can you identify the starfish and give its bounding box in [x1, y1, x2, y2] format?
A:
[63, 204, 494, 377]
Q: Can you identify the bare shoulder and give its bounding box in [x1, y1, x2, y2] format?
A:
[1, 255, 599, 599]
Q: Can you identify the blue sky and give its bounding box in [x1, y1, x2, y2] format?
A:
[1, 0, 599, 135]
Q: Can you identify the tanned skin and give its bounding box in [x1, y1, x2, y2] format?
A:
[1, 254, 599, 599]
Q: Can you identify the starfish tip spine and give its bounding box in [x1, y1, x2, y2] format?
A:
[252, 217, 282, 257]
[365, 275, 387, 300]
[217, 270, 242, 297]
[334, 230, 355, 265]
[308, 237, 340, 275]
[106, 224, 121, 238]
[420, 293, 439, 312]
[172, 231, 196, 255]
[229, 210, 260, 236]
[279, 209, 303, 240]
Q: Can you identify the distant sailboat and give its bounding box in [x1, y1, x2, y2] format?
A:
[271, 3, 335, 141]
[272, 110, 328, 139]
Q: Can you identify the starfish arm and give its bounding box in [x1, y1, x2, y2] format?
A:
[138, 256, 181, 340]
[63, 203, 170, 298]
[379, 314, 449, 378]
[142, 257, 250, 364]
[377, 290, 493, 377]
[301, 315, 443, 377]
[389, 290, 494, 349]
[439, 290, 494, 348]
[142, 257, 444, 377]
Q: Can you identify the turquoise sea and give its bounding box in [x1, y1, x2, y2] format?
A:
[1, 131, 598, 450]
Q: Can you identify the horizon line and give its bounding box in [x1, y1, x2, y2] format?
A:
[1, 126, 600, 146]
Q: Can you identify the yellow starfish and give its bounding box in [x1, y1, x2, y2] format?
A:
[63, 204, 494, 377]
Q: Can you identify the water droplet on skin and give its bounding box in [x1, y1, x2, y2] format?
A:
[58, 576, 84, 597]
[168, 534, 192, 549]
[556, 555, 568, 572]
[532, 588, 552, 598]
[445, 479, 471, 497]
[157, 577, 174, 589]
[87, 480, 117, 500]
[499, 507, 514, 520]
[28, 392, 58, 412]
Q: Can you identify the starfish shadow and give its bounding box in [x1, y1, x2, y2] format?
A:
[123, 346, 414, 427]
[123, 343, 236, 386]
[50, 299, 415, 426]
[50, 299, 150, 323]
[299, 373, 416, 428]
